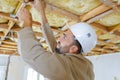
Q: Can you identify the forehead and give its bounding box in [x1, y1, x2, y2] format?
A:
[65, 29, 73, 36]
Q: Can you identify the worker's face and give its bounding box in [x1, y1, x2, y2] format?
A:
[56, 30, 75, 54]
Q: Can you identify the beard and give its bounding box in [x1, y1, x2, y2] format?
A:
[55, 48, 63, 54]
[55, 46, 70, 54]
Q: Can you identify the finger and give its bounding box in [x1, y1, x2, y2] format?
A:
[24, 0, 34, 3]
[24, 0, 29, 2]
[34, 0, 38, 5]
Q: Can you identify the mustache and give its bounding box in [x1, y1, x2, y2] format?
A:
[57, 41, 60, 45]
[55, 48, 62, 54]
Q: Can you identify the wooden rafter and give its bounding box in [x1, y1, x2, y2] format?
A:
[1, 40, 17, 45]
[0, 38, 16, 46]
[90, 22, 109, 33]
[109, 24, 120, 33]
[0, 0, 120, 55]
[113, 30, 120, 36]
[0, 2, 23, 42]
[80, 4, 111, 22]
[0, 50, 18, 55]
[0, 44, 17, 49]
[0, 12, 41, 27]
[0, 47, 17, 51]
[0, 12, 18, 22]
[0, 24, 8, 29]
[87, 10, 114, 23]
[0, 32, 4, 36]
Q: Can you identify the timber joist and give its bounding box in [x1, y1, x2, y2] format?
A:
[0, 0, 120, 56]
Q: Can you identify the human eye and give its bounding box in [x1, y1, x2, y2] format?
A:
[63, 33, 67, 39]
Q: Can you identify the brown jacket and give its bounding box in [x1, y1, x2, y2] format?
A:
[17, 27, 94, 80]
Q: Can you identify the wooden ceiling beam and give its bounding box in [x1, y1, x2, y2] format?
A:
[87, 51, 102, 56]
[1, 40, 17, 46]
[87, 10, 114, 23]
[113, 30, 120, 36]
[0, 2, 24, 42]
[102, 49, 115, 53]
[18, 0, 80, 22]
[0, 47, 17, 51]
[32, 21, 41, 27]
[80, 4, 111, 22]
[0, 3, 79, 28]
[0, 32, 4, 37]
[0, 50, 19, 55]
[109, 36, 120, 44]
[0, 12, 17, 22]
[11, 26, 22, 32]
[35, 32, 43, 37]
[115, 48, 120, 52]
[92, 47, 104, 52]
[109, 24, 120, 33]
[90, 22, 109, 33]
[86, 4, 120, 23]
[0, 12, 41, 27]
[0, 24, 8, 29]
[0, 44, 17, 49]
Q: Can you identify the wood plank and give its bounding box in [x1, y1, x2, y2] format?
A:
[0, 24, 8, 29]
[32, 21, 41, 27]
[109, 24, 120, 33]
[0, 12, 41, 27]
[0, 47, 17, 51]
[0, 2, 23, 42]
[11, 26, 22, 32]
[0, 32, 4, 36]
[0, 44, 17, 49]
[1, 40, 17, 45]
[87, 10, 114, 23]
[35, 32, 43, 37]
[113, 30, 120, 36]
[0, 12, 18, 22]
[81, 4, 111, 21]
[0, 50, 19, 55]
[102, 49, 115, 53]
[90, 22, 109, 33]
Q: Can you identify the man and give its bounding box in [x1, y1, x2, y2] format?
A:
[17, 1, 97, 80]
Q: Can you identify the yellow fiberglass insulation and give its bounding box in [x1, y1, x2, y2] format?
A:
[30, 7, 71, 27]
[97, 12, 120, 27]
[0, 0, 18, 23]
[45, 0, 101, 15]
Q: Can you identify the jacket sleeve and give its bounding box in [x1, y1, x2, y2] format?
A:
[17, 27, 66, 79]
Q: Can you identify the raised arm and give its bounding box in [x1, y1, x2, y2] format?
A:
[33, 0, 57, 52]
[17, 8, 66, 79]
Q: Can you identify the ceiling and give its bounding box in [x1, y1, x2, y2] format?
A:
[0, 0, 120, 56]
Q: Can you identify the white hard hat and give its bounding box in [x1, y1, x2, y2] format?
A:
[69, 22, 97, 54]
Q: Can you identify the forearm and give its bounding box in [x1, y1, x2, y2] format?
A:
[23, 15, 32, 27]
[23, 21, 32, 27]
[36, 3, 57, 52]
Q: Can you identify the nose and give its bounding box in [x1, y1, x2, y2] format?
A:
[57, 36, 64, 42]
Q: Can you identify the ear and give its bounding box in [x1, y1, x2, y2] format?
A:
[69, 45, 78, 54]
